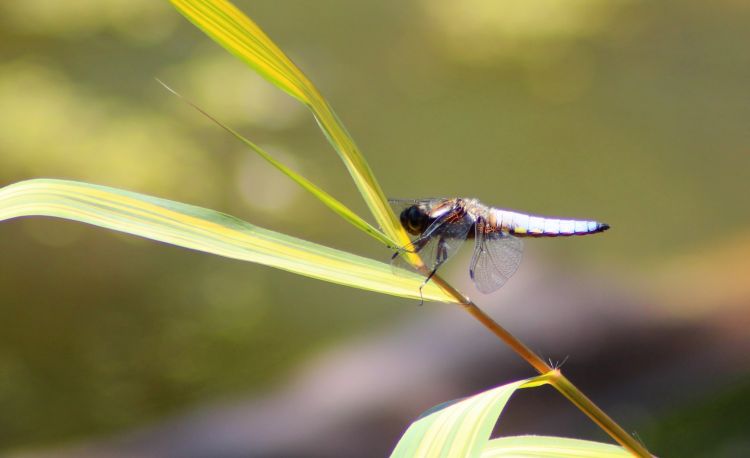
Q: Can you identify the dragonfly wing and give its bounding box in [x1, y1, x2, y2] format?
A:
[391, 208, 473, 273]
[470, 220, 524, 294]
[391, 229, 451, 277]
[388, 198, 450, 220]
[388, 198, 440, 211]
[388, 197, 444, 205]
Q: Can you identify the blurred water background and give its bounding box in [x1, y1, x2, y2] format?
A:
[1, 1, 749, 456]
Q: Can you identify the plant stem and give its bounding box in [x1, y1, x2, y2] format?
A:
[430, 276, 652, 457]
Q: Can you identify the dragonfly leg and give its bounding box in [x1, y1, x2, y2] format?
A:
[391, 237, 428, 262]
[417, 237, 449, 305]
[417, 267, 439, 305]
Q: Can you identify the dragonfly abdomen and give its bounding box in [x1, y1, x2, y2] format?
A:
[493, 210, 609, 237]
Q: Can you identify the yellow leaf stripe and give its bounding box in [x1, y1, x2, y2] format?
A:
[0, 179, 455, 303]
[170, 0, 412, 250]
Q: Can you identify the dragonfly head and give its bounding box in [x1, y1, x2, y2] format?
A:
[400, 205, 431, 236]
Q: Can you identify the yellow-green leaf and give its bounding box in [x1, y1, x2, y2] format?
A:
[481, 435, 631, 457]
[391, 374, 555, 458]
[0, 179, 455, 303]
[170, 0, 308, 103]
[169, 0, 411, 250]
[157, 79, 393, 248]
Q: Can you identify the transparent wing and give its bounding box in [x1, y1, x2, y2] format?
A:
[388, 198, 442, 205]
[387, 198, 442, 214]
[469, 220, 524, 294]
[391, 208, 473, 274]
[391, 234, 459, 275]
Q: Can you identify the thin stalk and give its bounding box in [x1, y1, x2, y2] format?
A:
[429, 275, 653, 457]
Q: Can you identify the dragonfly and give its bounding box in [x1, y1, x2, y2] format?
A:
[390, 198, 609, 294]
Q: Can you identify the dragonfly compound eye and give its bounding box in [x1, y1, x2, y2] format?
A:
[401, 205, 428, 235]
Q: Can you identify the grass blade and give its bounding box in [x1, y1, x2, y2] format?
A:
[481, 436, 631, 457]
[157, 79, 394, 248]
[0, 179, 455, 303]
[169, 0, 410, 248]
[391, 374, 554, 458]
[170, 0, 308, 103]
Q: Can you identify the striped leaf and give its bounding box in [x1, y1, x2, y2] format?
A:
[170, 0, 411, 250]
[391, 375, 630, 458]
[391, 375, 552, 458]
[0, 179, 455, 303]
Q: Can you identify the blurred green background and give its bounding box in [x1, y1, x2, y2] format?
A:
[0, 0, 749, 455]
